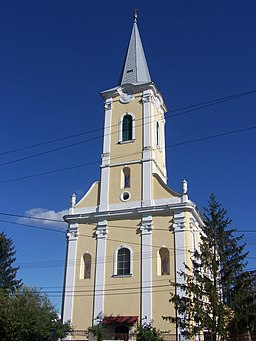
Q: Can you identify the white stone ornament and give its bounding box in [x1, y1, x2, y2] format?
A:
[182, 179, 188, 194]
[119, 92, 134, 103]
[70, 193, 76, 207]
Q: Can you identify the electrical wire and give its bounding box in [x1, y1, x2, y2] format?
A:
[1, 88, 255, 158]
[0, 89, 255, 168]
[0, 124, 255, 184]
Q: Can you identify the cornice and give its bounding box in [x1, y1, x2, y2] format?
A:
[63, 200, 203, 227]
[100, 82, 167, 112]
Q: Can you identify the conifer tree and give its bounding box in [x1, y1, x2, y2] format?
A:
[0, 231, 22, 291]
[164, 195, 248, 340]
[228, 270, 256, 339]
[203, 194, 247, 304]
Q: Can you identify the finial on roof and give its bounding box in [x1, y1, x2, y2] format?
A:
[133, 9, 138, 23]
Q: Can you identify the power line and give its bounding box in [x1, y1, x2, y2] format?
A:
[0, 216, 197, 252]
[0, 212, 64, 223]
[1, 88, 255, 158]
[0, 160, 100, 184]
[1, 89, 255, 169]
[0, 135, 101, 168]
[2, 212, 256, 236]
[0, 218, 65, 234]
[2, 211, 256, 235]
[26, 277, 173, 289]
[0, 124, 255, 185]
[0, 129, 103, 157]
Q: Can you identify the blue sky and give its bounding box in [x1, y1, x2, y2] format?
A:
[0, 1, 255, 312]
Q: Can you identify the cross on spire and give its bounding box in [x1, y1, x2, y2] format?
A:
[133, 9, 138, 22]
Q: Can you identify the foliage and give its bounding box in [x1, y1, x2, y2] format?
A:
[0, 286, 71, 341]
[0, 231, 22, 291]
[88, 324, 106, 341]
[164, 194, 248, 341]
[136, 323, 163, 341]
[203, 194, 248, 304]
[227, 270, 256, 339]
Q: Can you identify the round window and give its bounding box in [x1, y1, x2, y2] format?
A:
[120, 191, 131, 201]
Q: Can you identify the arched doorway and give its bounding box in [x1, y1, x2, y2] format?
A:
[115, 325, 129, 341]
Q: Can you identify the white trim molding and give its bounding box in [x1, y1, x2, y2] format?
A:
[173, 211, 187, 341]
[102, 98, 112, 155]
[93, 220, 107, 325]
[140, 214, 153, 325]
[62, 223, 79, 327]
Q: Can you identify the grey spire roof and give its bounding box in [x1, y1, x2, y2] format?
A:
[119, 18, 151, 85]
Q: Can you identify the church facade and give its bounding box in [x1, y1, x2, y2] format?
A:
[62, 14, 203, 341]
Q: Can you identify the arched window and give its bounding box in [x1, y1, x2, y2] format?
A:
[122, 114, 133, 141]
[119, 112, 135, 143]
[117, 248, 131, 275]
[83, 253, 91, 279]
[123, 167, 131, 188]
[158, 248, 170, 275]
[156, 121, 160, 147]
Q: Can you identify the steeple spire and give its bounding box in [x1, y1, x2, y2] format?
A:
[119, 10, 151, 85]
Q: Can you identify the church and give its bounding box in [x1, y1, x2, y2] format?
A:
[62, 12, 203, 341]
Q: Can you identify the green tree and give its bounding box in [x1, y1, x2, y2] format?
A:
[136, 323, 163, 341]
[0, 231, 21, 291]
[0, 286, 71, 341]
[88, 324, 106, 341]
[164, 195, 247, 340]
[203, 194, 247, 305]
[228, 270, 256, 340]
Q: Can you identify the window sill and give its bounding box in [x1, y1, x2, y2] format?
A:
[118, 139, 135, 145]
[112, 274, 132, 278]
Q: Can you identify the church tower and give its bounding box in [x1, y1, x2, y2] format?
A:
[62, 12, 203, 341]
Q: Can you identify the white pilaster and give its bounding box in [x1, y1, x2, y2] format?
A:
[142, 90, 152, 206]
[161, 115, 167, 181]
[102, 99, 112, 155]
[93, 220, 107, 324]
[142, 90, 152, 147]
[62, 223, 79, 329]
[99, 99, 112, 212]
[173, 210, 187, 341]
[140, 215, 153, 324]
[190, 216, 197, 255]
[99, 163, 110, 211]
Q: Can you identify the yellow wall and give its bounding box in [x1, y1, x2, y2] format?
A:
[70, 211, 196, 337]
[152, 174, 179, 200]
[104, 218, 141, 316]
[72, 223, 97, 331]
[75, 182, 100, 209]
[110, 95, 143, 163]
[152, 214, 176, 333]
[109, 163, 142, 204]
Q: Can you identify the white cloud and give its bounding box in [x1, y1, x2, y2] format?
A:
[19, 208, 69, 229]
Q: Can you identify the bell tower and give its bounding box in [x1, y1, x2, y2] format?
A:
[99, 13, 167, 212]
